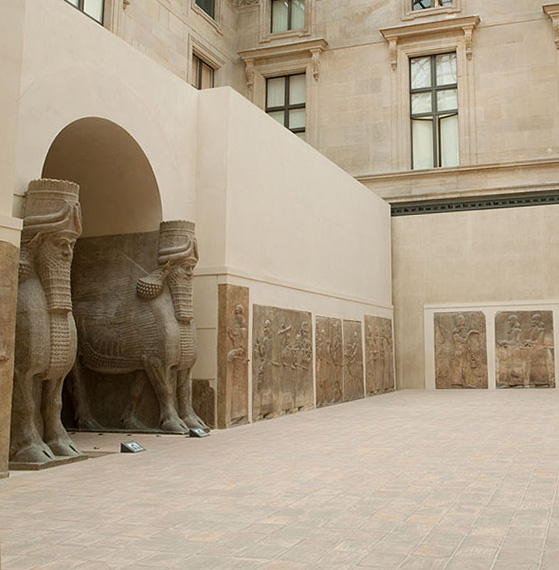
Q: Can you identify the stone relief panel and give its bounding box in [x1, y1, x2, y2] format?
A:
[365, 316, 395, 395]
[315, 316, 344, 407]
[252, 305, 313, 421]
[343, 320, 365, 402]
[192, 379, 216, 428]
[434, 312, 488, 389]
[496, 311, 555, 389]
[217, 284, 249, 428]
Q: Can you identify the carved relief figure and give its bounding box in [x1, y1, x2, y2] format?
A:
[315, 317, 343, 406]
[253, 317, 277, 419]
[434, 312, 488, 389]
[364, 316, 395, 395]
[68, 220, 208, 433]
[227, 304, 247, 364]
[343, 320, 365, 402]
[496, 311, 554, 388]
[252, 306, 313, 421]
[217, 285, 250, 428]
[10, 179, 83, 465]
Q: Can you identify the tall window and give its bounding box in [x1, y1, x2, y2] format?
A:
[410, 53, 458, 169]
[64, 0, 104, 24]
[266, 74, 306, 139]
[412, 0, 453, 10]
[271, 0, 305, 33]
[191, 55, 215, 90]
[196, 0, 215, 19]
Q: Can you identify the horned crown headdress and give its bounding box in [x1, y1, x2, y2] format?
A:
[136, 220, 198, 300]
[22, 179, 82, 243]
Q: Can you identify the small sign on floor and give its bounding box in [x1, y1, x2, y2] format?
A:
[120, 441, 146, 453]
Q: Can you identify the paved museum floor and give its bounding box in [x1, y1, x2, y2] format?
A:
[2, 390, 559, 569]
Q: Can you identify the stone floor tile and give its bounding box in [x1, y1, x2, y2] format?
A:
[445, 560, 494, 570]
[398, 556, 448, 569]
[356, 551, 408, 567]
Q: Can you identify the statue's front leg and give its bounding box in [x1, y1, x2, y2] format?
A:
[10, 368, 54, 464]
[42, 376, 81, 457]
[121, 370, 149, 430]
[66, 358, 104, 431]
[177, 368, 209, 432]
[143, 356, 189, 433]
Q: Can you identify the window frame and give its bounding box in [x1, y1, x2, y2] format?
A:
[192, 54, 215, 90]
[380, 15, 479, 171]
[409, 53, 458, 169]
[265, 73, 306, 137]
[258, 0, 314, 44]
[63, 0, 105, 24]
[412, 0, 453, 12]
[402, 0, 460, 20]
[271, 0, 305, 34]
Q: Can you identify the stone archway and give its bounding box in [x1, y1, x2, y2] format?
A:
[42, 117, 168, 432]
[42, 117, 162, 237]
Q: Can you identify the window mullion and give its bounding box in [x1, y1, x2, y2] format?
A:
[285, 76, 290, 128]
[287, 0, 292, 31]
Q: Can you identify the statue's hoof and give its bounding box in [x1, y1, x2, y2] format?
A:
[161, 418, 189, 433]
[183, 415, 210, 433]
[47, 440, 82, 458]
[12, 444, 54, 464]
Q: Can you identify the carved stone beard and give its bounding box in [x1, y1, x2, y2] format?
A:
[167, 266, 193, 323]
[34, 244, 74, 312]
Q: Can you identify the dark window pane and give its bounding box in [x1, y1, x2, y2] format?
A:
[196, 0, 215, 19]
[413, 0, 433, 10]
[413, 0, 453, 10]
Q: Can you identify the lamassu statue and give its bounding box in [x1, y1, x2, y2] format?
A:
[69, 220, 208, 433]
[10, 179, 83, 465]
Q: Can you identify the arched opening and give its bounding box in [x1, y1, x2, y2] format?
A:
[42, 118, 167, 432]
[42, 117, 162, 237]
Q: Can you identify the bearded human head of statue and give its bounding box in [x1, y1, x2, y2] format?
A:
[20, 179, 82, 312]
[136, 220, 198, 322]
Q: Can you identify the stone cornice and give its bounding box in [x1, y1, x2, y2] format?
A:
[380, 15, 480, 68]
[543, 4, 559, 48]
[238, 38, 328, 63]
[356, 157, 559, 203]
[380, 14, 481, 41]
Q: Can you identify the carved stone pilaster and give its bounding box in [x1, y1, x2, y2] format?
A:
[544, 4, 559, 49]
[463, 24, 475, 60]
[244, 58, 255, 100]
[388, 38, 398, 71]
[310, 48, 321, 81]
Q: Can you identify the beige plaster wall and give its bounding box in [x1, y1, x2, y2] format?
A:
[15, 0, 200, 231]
[193, 87, 392, 399]
[197, 87, 391, 306]
[393, 204, 559, 389]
